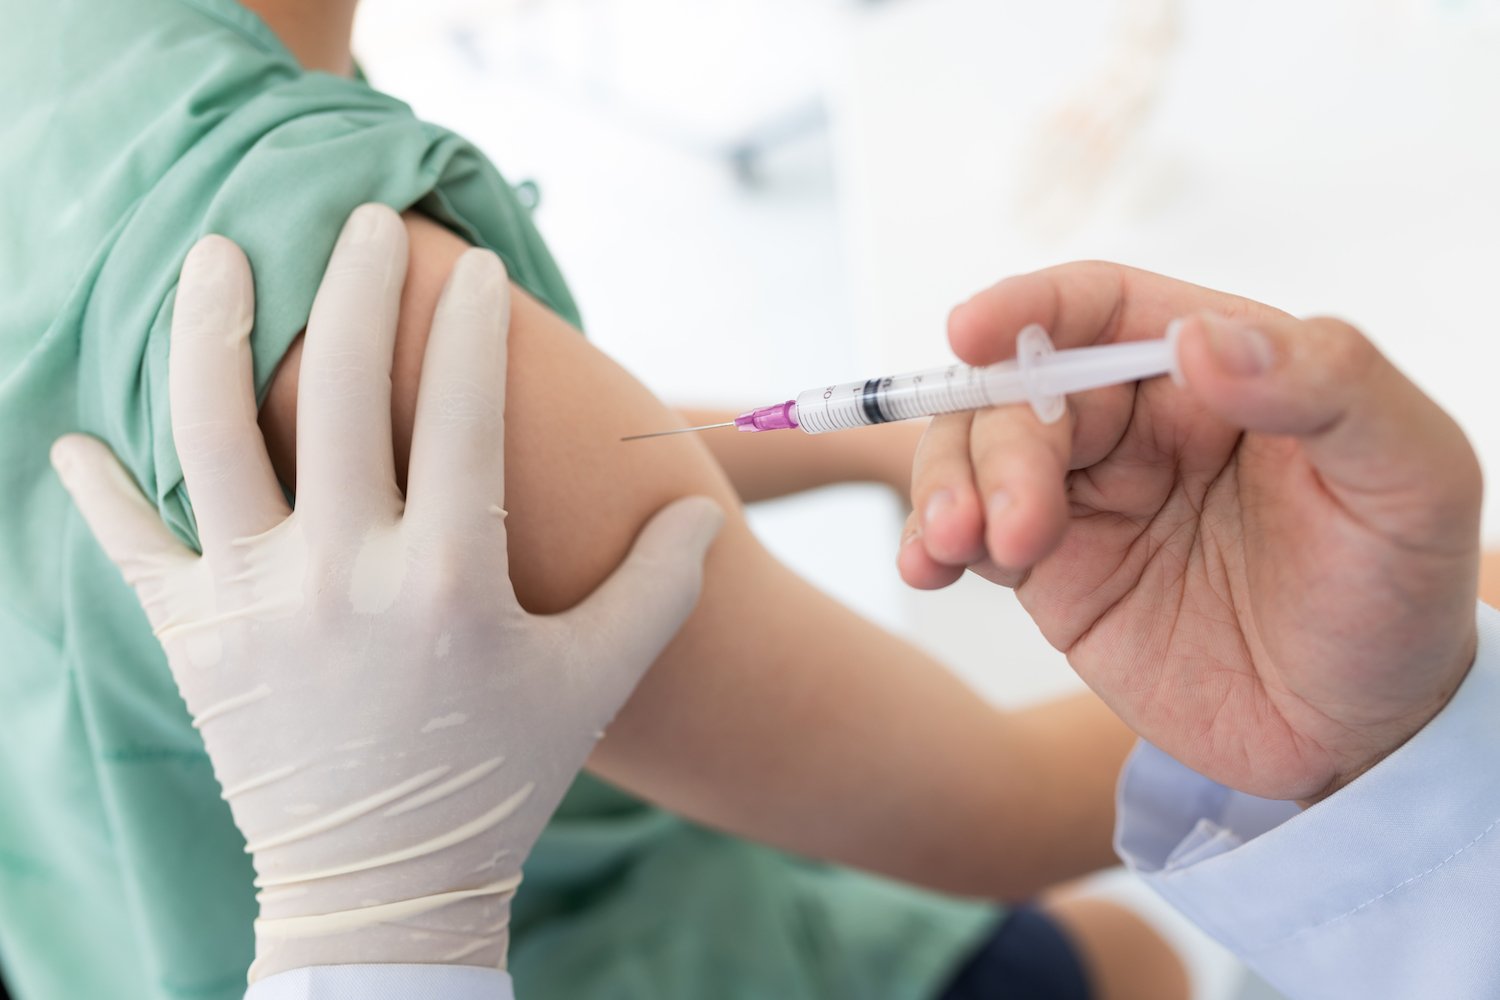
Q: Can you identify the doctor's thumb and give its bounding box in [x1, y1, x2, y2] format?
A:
[1173, 311, 1482, 540]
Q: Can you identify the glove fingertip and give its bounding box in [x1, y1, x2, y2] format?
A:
[651, 498, 724, 627]
[569, 496, 725, 651]
[665, 495, 726, 558]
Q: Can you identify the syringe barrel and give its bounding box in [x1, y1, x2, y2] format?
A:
[789, 327, 1175, 435]
[791, 361, 1028, 435]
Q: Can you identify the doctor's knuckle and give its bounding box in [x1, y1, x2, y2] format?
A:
[1308, 317, 1377, 381]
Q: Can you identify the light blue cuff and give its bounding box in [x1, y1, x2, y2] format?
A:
[244, 964, 513, 1000]
[1115, 603, 1500, 998]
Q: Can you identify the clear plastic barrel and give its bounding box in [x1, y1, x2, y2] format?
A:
[790, 326, 1175, 434]
[792, 362, 1026, 433]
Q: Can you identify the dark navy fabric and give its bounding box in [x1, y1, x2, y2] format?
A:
[935, 906, 1092, 1000]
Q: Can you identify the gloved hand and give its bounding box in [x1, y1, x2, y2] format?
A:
[51, 204, 724, 981]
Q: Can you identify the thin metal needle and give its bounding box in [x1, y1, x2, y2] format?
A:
[620, 422, 736, 442]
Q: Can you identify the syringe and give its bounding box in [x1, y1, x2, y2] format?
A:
[622, 325, 1179, 441]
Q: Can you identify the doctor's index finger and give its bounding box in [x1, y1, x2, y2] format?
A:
[169, 235, 290, 552]
[947, 262, 1285, 366]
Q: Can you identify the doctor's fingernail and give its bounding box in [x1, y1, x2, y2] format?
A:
[924, 490, 955, 530]
[1203, 315, 1274, 377]
[987, 490, 1013, 523]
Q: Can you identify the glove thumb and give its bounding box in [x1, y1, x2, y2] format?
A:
[51, 434, 193, 597]
[559, 495, 725, 717]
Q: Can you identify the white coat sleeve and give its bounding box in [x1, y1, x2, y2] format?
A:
[1114, 602, 1500, 1000]
[243, 965, 513, 1000]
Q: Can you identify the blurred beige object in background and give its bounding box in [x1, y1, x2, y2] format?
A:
[1011, 0, 1182, 240]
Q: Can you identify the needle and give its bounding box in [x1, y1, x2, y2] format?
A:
[620, 422, 736, 442]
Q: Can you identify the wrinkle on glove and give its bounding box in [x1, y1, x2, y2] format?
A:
[54, 207, 724, 982]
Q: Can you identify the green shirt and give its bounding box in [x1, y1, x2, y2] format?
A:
[0, 2, 994, 997]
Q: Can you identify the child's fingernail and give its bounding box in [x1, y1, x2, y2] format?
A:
[924, 489, 955, 530]
[1203, 314, 1274, 377]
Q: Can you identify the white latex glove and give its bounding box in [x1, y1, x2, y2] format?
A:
[51, 204, 724, 981]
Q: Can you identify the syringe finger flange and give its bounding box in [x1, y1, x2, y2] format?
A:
[1017, 325, 1066, 424]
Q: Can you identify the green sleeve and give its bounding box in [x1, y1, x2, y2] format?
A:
[73, 71, 578, 549]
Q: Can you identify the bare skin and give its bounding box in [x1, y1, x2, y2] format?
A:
[904, 263, 1482, 806]
[1482, 551, 1500, 608]
[1044, 892, 1191, 1000]
[243, 0, 356, 75]
[676, 408, 927, 504]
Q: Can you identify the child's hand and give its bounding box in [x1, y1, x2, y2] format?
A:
[900, 263, 1482, 805]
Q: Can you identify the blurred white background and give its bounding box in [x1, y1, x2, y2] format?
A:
[352, 2, 1500, 996]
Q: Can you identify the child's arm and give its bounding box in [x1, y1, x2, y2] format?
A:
[1483, 550, 1500, 607]
[674, 407, 926, 503]
[257, 213, 1133, 899]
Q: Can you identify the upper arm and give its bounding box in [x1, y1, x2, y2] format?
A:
[260, 212, 733, 615]
[257, 213, 1131, 897]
